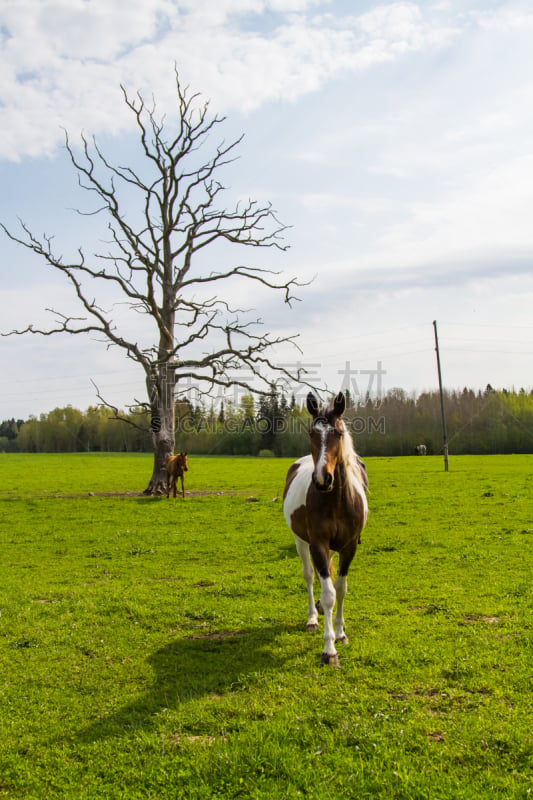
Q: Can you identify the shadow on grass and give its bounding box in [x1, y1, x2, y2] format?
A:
[78, 622, 301, 742]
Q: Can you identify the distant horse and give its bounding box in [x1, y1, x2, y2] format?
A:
[283, 392, 368, 666]
[165, 452, 189, 498]
[414, 444, 427, 455]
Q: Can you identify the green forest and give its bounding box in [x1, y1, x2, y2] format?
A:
[2, 385, 533, 456]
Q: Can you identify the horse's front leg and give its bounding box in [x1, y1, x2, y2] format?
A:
[335, 541, 357, 645]
[180, 474, 185, 499]
[311, 542, 339, 666]
[294, 536, 318, 631]
[317, 573, 338, 666]
[334, 575, 348, 644]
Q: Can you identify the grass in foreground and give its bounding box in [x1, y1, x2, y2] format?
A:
[0, 453, 532, 799]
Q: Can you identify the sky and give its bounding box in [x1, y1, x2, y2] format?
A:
[1, 0, 533, 419]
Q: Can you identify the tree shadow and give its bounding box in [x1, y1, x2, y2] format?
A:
[78, 622, 301, 743]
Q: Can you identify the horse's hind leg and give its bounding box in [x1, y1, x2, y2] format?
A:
[294, 536, 318, 632]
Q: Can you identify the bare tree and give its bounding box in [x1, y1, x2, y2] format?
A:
[1, 69, 312, 493]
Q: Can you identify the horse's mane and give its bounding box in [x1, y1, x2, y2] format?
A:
[338, 418, 368, 500]
[312, 401, 367, 500]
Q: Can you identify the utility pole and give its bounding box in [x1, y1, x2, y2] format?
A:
[433, 320, 449, 472]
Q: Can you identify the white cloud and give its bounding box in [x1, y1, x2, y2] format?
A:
[0, 0, 460, 160]
[377, 154, 533, 270]
[2, 0, 176, 61]
[472, 5, 533, 31]
[355, 2, 422, 39]
[3, 1, 533, 414]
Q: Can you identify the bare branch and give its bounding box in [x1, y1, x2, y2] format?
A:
[91, 380, 150, 432]
[1, 67, 321, 492]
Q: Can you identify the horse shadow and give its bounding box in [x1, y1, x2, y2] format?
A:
[78, 622, 300, 743]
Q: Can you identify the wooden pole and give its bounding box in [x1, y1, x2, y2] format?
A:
[433, 320, 449, 472]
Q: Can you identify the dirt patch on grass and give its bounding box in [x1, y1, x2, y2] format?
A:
[48, 489, 235, 499]
[167, 733, 227, 748]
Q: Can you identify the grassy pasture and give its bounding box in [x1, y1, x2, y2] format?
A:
[0, 452, 532, 799]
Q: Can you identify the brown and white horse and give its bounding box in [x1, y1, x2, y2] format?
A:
[283, 392, 368, 666]
[165, 452, 189, 498]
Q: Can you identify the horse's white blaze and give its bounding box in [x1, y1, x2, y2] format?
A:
[313, 421, 329, 486]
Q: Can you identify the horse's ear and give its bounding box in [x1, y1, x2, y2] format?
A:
[306, 393, 319, 417]
[333, 392, 346, 418]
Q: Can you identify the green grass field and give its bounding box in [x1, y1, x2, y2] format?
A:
[0, 453, 532, 799]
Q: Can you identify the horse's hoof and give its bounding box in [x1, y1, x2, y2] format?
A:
[336, 634, 349, 645]
[306, 622, 319, 632]
[320, 652, 340, 667]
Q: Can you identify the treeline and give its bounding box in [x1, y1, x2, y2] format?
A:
[0, 406, 151, 454]
[2, 386, 533, 456]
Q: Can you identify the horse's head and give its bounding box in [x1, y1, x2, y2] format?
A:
[307, 392, 346, 492]
[180, 452, 189, 471]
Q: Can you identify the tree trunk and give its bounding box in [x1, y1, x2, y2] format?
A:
[143, 375, 175, 494]
[143, 430, 173, 494]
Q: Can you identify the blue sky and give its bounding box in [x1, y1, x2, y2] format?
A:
[1, 0, 533, 418]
